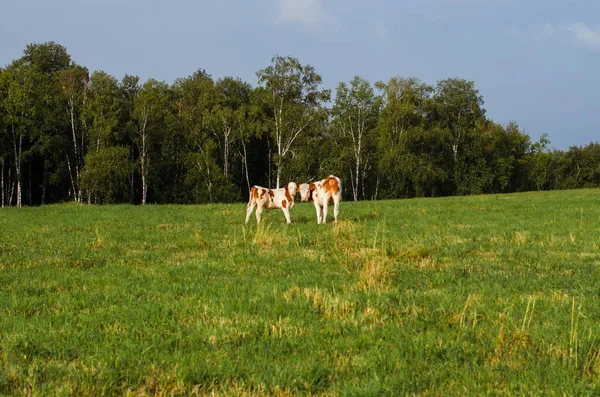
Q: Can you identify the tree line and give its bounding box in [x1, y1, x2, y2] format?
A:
[1, 42, 599, 207]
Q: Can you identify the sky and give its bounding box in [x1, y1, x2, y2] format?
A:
[1, 0, 599, 150]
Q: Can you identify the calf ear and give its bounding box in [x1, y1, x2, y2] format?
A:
[309, 184, 316, 191]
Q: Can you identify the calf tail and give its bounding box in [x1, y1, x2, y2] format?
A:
[248, 186, 257, 207]
[323, 176, 341, 196]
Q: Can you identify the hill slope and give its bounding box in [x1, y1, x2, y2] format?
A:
[1, 190, 600, 395]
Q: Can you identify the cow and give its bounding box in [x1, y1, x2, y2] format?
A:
[245, 182, 298, 224]
[298, 175, 341, 224]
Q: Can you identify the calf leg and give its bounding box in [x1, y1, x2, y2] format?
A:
[255, 206, 264, 223]
[245, 203, 256, 224]
[282, 207, 292, 224]
[314, 202, 322, 224]
[333, 198, 340, 223]
[322, 200, 329, 224]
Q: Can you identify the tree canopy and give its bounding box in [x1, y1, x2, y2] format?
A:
[1, 42, 598, 207]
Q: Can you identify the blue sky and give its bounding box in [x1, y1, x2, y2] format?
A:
[1, 0, 598, 149]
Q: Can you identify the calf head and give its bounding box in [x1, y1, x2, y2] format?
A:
[286, 182, 298, 197]
[298, 183, 315, 202]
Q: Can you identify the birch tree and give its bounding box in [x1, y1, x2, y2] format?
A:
[132, 79, 169, 204]
[331, 76, 380, 201]
[19, 42, 75, 205]
[375, 77, 436, 198]
[0, 69, 8, 207]
[1, 64, 43, 207]
[82, 71, 120, 152]
[57, 65, 89, 202]
[433, 78, 485, 163]
[118, 74, 140, 200]
[256, 56, 330, 188]
[431, 78, 485, 195]
[211, 77, 251, 182]
[172, 70, 219, 202]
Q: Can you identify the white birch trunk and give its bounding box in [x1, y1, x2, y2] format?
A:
[354, 144, 361, 202]
[452, 112, 462, 163]
[239, 141, 251, 194]
[220, 117, 231, 180]
[66, 154, 78, 202]
[196, 148, 213, 202]
[276, 163, 282, 191]
[7, 166, 13, 206]
[355, 109, 362, 201]
[343, 108, 363, 202]
[224, 132, 229, 180]
[130, 147, 135, 201]
[67, 94, 81, 202]
[12, 126, 22, 208]
[139, 111, 149, 205]
[272, 94, 312, 188]
[141, 133, 147, 205]
[275, 97, 282, 188]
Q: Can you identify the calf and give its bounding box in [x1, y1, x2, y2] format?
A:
[299, 175, 342, 224]
[245, 182, 298, 224]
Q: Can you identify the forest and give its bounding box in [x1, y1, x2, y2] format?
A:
[1, 42, 599, 207]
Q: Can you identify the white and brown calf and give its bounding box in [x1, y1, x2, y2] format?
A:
[245, 182, 298, 224]
[299, 175, 341, 224]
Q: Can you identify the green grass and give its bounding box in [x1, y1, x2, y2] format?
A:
[1, 189, 600, 395]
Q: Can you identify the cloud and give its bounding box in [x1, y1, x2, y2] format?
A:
[275, 0, 336, 32]
[565, 22, 600, 49]
[510, 22, 600, 51]
[533, 23, 555, 41]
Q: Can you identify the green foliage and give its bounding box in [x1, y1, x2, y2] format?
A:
[556, 143, 600, 189]
[375, 77, 446, 198]
[1, 42, 600, 207]
[80, 146, 132, 203]
[331, 76, 381, 200]
[82, 71, 121, 150]
[19, 42, 71, 76]
[132, 79, 170, 204]
[183, 139, 237, 203]
[256, 55, 330, 187]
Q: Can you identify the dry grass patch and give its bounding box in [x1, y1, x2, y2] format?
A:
[579, 252, 600, 258]
[360, 306, 385, 329]
[125, 365, 185, 397]
[90, 227, 105, 250]
[157, 223, 180, 231]
[475, 250, 496, 263]
[448, 294, 482, 328]
[301, 249, 328, 263]
[284, 286, 354, 321]
[486, 324, 530, 370]
[266, 317, 310, 338]
[331, 221, 397, 292]
[332, 221, 359, 251]
[187, 383, 330, 397]
[247, 223, 285, 249]
[356, 248, 395, 293]
[415, 256, 439, 271]
[513, 231, 529, 246]
[490, 234, 505, 244]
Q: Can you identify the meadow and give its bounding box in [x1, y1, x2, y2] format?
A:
[1, 189, 600, 395]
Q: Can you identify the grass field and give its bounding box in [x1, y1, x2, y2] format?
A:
[1, 189, 600, 395]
